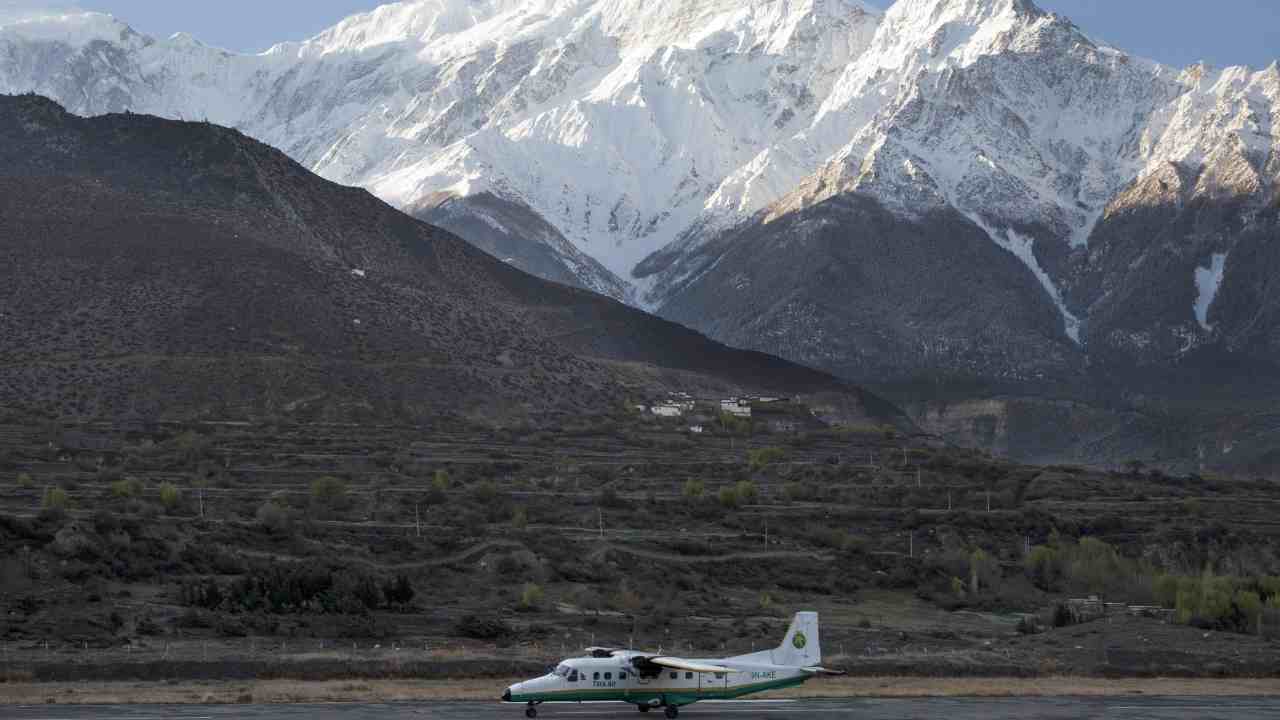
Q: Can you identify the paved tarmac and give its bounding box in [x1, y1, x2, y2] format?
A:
[6, 698, 1280, 720]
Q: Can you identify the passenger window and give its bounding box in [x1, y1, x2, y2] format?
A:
[620, 671, 628, 679]
[568, 671, 579, 682]
[685, 672, 694, 680]
[593, 672, 600, 680]
[714, 673, 725, 679]
[669, 672, 678, 679]
[605, 672, 612, 680]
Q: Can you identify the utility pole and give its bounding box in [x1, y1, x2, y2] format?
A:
[947, 491, 952, 512]
[415, 503, 421, 538]
[916, 467, 922, 488]
[598, 508, 604, 539]
[986, 491, 991, 513]
[909, 533, 914, 559]
[763, 517, 768, 547]
[199, 487, 205, 519]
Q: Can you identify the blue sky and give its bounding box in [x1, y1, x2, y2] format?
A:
[60, 0, 1280, 70]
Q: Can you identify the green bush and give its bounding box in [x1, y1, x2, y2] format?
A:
[511, 506, 528, 530]
[748, 447, 785, 471]
[42, 486, 68, 510]
[111, 478, 143, 499]
[735, 480, 759, 505]
[519, 583, 544, 611]
[1025, 545, 1065, 591]
[717, 486, 740, 509]
[158, 482, 182, 510]
[311, 476, 348, 509]
[683, 479, 705, 499]
[16, 473, 34, 489]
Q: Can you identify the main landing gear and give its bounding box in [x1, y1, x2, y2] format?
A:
[664, 706, 679, 719]
[525, 702, 539, 718]
[636, 706, 651, 713]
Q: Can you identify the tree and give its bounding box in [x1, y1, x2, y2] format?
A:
[16, 473, 33, 489]
[969, 549, 998, 594]
[511, 506, 529, 530]
[735, 480, 759, 505]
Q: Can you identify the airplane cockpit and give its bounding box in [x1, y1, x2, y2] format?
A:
[552, 663, 581, 683]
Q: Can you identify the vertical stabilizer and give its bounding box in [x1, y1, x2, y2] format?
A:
[774, 611, 820, 667]
[729, 611, 820, 667]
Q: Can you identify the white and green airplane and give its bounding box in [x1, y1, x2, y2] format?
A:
[502, 612, 840, 718]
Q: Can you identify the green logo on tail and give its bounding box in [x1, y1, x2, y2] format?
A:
[792, 632, 807, 650]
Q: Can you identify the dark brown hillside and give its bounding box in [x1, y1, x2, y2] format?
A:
[0, 94, 902, 426]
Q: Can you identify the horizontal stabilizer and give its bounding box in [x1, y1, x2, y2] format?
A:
[802, 666, 845, 675]
[652, 657, 734, 674]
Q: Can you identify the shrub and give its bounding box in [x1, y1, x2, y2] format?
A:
[735, 480, 759, 505]
[519, 583, 544, 611]
[511, 506, 529, 530]
[455, 613, 512, 640]
[718, 486, 740, 509]
[111, 478, 143, 499]
[42, 486, 68, 511]
[158, 482, 182, 510]
[683, 479, 705, 499]
[311, 476, 348, 509]
[383, 574, 415, 607]
[748, 447, 785, 471]
[16, 473, 34, 489]
[256, 502, 296, 535]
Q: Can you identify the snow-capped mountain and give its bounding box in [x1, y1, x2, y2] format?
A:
[2, 0, 1278, 470]
[0, 0, 882, 300]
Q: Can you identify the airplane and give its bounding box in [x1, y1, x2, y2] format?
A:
[502, 612, 841, 718]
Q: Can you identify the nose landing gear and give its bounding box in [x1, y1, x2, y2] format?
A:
[525, 702, 538, 718]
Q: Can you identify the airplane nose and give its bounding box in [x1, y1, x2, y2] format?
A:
[503, 688, 512, 702]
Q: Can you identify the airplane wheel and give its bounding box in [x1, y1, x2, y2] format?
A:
[638, 706, 651, 713]
[526, 705, 538, 718]
[664, 706, 679, 719]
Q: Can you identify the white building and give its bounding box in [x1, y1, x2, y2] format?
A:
[652, 405, 684, 418]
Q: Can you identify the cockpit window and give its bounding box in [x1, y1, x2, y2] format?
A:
[554, 664, 571, 678]
[568, 670, 579, 682]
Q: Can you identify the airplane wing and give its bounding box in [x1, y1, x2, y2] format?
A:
[802, 666, 846, 675]
[650, 657, 734, 674]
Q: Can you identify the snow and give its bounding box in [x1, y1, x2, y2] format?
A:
[970, 216, 1082, 344]
[1194, 252, 1228, 331]
[2, 0, 1275, 312]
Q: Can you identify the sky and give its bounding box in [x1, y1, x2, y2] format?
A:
[12, 0, 1280, 70]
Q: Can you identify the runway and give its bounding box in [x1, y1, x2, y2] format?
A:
[6, 698, 1280, 720]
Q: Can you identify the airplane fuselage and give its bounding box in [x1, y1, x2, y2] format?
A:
[504, 656, 810, 707]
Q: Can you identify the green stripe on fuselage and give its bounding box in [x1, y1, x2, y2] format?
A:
[507, 675, 808, 705]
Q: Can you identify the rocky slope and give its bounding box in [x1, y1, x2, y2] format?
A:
[0, 94, 904, 428]
[1, 0, 1277, 469]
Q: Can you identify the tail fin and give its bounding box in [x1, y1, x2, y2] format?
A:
[730, 612, 821, 667]
[774, 611, 820, 667]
